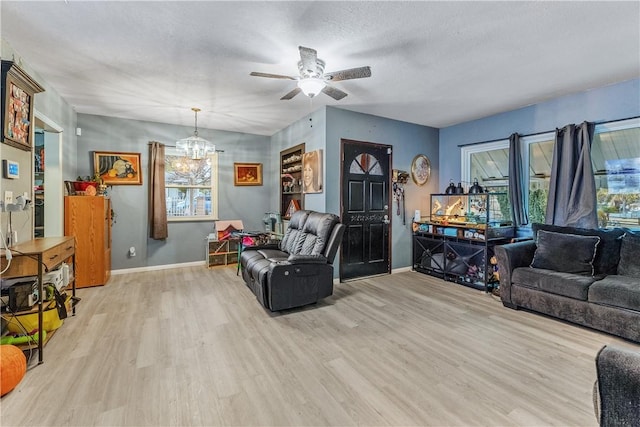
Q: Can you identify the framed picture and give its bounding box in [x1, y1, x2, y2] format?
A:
[93, 151, 142, 185]
[411, 154, 431, 186]
[302, 149, 323, 194]
[234, 162, 262, 186]
[1, 61, 45, 151]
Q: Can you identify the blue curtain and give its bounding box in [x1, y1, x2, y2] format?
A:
[508, 132, 528, 226]
[545, 122, 597, 228]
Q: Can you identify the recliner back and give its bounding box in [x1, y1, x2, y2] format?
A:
[279, 210, 342, 259]
[280, 210, 310, 254]
[299, 212, 339, 256]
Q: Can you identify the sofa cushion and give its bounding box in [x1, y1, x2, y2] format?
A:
[589, 275, 640, 311]
[532, 223, 624, 275]
[531, 230, 600, 276]
[257, 248, 289, 262]
[618, 232, 640, 279]
[513, 267, 597, 300]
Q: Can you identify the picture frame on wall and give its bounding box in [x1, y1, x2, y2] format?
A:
[302, 149, 323, 194]
[1, 61, 45, 151]
[234, 162, 263, 186]
[93, 151, 142, 185]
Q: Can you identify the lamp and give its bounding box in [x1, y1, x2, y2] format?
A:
[468, 178, 484, 194]
[297, 77, 326, 98]
[176, 107, 215, 160]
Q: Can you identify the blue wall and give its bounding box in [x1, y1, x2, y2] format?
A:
[270, 108, 327, 213]
[272, 106, 439, 270]
[439, 78, 640, 184]
[77, 114, 271, 270]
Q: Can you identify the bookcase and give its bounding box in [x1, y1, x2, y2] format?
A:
[280, 143, 305, 219]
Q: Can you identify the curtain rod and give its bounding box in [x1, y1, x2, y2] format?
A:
[457, 114, 640, 148]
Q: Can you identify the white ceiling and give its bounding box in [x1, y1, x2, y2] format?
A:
[1, 1, 639, 136]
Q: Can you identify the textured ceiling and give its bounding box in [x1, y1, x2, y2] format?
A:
[1, 1, 639, 136]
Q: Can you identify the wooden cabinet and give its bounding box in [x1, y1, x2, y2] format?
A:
[280, 143, 305, 219]
[64, 196, 111, 288]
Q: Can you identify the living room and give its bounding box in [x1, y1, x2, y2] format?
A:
[1, 2, 639, 426]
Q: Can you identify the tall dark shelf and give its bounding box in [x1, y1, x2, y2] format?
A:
[280, 143, 305, 219]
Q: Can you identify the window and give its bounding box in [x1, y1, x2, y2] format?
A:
[462, 118, 640, 230]
[592, 118, 640, 230]
[525, 133, 554, 224]
[461, 140, 512, 222]
[165, 148, 218, 221]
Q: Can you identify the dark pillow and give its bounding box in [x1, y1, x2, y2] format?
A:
[532, 223, 624, 275]
[617, 232, 640, 278]
[531, 230, 600, 275]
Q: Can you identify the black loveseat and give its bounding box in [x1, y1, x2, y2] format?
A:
[240, 210, 345, 311]
[495, 223, 640, 343]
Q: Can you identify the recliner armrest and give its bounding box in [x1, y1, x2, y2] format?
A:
[243, 243, 280, 252]
[287, 254, 328, 264]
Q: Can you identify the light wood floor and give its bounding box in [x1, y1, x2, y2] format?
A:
[2, 266, 638, 426]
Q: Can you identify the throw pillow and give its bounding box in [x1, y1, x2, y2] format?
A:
[531, 230, 600, 275]
[617, 232, 640, 278]
[532, 223, 624, 275]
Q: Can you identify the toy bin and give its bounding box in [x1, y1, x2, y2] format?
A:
[5, 300, 64, 334]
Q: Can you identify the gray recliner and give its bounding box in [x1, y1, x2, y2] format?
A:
[240, 210, 345, 311]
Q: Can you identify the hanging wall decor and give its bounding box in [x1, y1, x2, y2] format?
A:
[234, 162, 263, 186]
[410, 154, 431, 186]
[302, 149, 323, 193]
[93, 151, 142, 185]
[1, 61, 45, 151]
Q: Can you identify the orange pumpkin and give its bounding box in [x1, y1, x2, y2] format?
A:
[1, 345, 27, 396]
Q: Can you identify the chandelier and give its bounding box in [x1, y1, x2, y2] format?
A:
[176, 107, 215, 160]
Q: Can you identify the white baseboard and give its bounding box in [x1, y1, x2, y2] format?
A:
[111, 261, 206, 275]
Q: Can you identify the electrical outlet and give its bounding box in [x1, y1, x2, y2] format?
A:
[4, 191, 13, 206]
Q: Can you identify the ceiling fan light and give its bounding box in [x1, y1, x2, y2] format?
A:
[298, 78, 326, 98]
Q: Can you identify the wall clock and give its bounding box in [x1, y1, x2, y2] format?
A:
[411, 154, 431, 186]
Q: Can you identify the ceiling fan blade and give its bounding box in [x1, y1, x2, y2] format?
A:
[250, 72, 296, 80]
[280, 87, 302, 100]
[325, 66, 372, 82]
[322, 85, 348, 101]
[298, 46, 318, 75]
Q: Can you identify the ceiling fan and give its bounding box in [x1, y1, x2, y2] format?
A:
[250, 46, 371, 100]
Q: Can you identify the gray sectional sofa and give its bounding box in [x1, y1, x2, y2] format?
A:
[495, 223, 640, 343]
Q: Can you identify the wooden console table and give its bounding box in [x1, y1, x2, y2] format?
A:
[1, 236, 76, 364]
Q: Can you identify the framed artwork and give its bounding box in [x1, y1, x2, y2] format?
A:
[234, 162, 263, 186]
[93, 151, 142, 185]
[1, 61, 45, 151]
[302, 149, 323, 194]
[411, 154, 431, 186]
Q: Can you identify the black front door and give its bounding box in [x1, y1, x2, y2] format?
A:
[340, 139, 392, 281]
